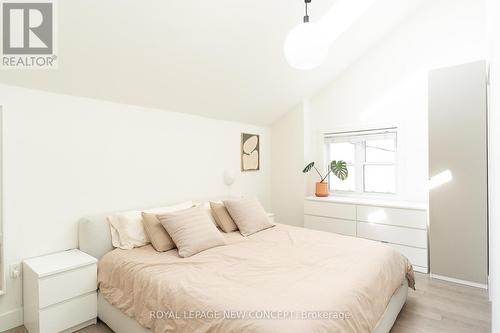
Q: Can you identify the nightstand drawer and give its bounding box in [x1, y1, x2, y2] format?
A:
[39, 264, 97, 308]
[39, 292, 97, 333]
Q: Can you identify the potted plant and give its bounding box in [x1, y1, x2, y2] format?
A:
[302, 161, 348, 197]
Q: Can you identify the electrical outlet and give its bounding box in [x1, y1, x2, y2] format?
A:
[9, 263, 21, 279]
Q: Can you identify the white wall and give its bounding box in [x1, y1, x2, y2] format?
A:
[0, 84, 271, 330]
[487, 0, 500, 330]
[270, 0, 487, 225]
[309, 0, 487, 202]
[270, 104, 305, 227]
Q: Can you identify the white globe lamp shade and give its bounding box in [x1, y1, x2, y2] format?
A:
[284, 22, 328, 70]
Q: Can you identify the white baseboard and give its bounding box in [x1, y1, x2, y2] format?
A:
[0, 307, 23, 332]
[430, 273, 488, 289]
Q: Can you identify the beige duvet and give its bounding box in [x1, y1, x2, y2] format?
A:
[98, 224, 414, 333]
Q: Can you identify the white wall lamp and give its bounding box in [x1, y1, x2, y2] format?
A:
[223, 169, 236, 197]
[224, 169, 236, 187]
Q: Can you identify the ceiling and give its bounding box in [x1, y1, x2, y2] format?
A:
[0, 0, 427, 125]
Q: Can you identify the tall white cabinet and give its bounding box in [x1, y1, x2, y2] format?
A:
[428, 61, 488, 285]
[304, 197, 428, 273]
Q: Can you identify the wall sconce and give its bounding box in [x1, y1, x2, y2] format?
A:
[224, 169, 236, 187]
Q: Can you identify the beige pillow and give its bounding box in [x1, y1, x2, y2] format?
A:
[210, 202, 238, 232]
[141, 201, 194, 252]
[142, 212, 172, 251]
[158, 206, 226, 258]
[194, 202, 218, 226]
[223, 198, 274, 236]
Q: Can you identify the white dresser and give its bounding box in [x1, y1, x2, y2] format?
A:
[23, 249, 98, 333]
[304, 197, 429, 273]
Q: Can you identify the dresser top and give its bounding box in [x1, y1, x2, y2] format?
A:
[305, 196, 428, 210]
[23, 249, 97, 278]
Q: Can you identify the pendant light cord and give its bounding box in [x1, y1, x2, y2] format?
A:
[304, 0, 311, 23]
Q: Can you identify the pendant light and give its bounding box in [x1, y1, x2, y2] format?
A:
[284, 0, 328, 70]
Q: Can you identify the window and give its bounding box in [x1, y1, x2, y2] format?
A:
[324, 128, 397, 195]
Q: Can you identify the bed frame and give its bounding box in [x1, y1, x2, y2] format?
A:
[78, 213, 408, 333]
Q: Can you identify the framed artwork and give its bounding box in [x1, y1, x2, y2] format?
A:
[241, 133, 260, 171]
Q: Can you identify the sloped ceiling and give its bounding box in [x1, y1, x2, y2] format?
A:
[0, 0, 427, 125]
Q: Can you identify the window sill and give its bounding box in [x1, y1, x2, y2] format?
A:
[305, 195, 428, 210]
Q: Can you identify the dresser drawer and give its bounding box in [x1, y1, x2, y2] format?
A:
[304, 200, 356, 220]
[304, 215, 356, 236]
[356, 205, 427, 229]
[384, 243, 428, 268]
[412, 266, 428, 273]
[39, 292, 97, 333]
[39, 264, 97, 308]
[357, 222, 427, 248]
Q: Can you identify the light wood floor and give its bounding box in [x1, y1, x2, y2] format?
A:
[391, 273, 491, 333]
[7, 273, 490, 333]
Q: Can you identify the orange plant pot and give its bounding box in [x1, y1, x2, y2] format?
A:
[315, 182, 329, 197]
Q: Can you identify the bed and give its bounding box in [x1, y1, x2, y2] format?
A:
[79, 213, 414, 333]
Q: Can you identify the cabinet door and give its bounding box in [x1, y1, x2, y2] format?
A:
[429, 61, 488, 284]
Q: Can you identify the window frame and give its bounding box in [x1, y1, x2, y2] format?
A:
[324, 128, 397, 196]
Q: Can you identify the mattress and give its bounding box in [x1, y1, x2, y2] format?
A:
[98, 224, 414, 333]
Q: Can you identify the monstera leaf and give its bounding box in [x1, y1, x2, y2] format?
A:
[302, 162, 315, 173]
[302, 161, 325, 181]
[330, 160, 348, 181]
[302, 160, 348, 183]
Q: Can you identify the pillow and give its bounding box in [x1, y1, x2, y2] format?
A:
[107, 211, 148, 250]
[157, 206, 225, 258]
[223, 198, 274, 236]
[142, 201, 194, 252]
[210, 201, 238, 232]
[194, 202, 218, 226]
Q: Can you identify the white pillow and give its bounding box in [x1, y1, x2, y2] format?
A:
[108, 201, 194, 250]
[107, 211, 147, 250]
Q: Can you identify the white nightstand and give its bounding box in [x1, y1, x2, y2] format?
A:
[23, 249, 98, 333]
